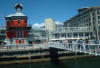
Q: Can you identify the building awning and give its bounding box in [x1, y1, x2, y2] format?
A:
[50, 37, 88, 40]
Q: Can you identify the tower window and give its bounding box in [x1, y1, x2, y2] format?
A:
[12, 21, 13, 24]
[25, 20, 27, 23]
[7, 21, 10, 23]
[18, 20, 20, 24]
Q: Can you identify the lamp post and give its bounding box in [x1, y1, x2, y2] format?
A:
[10, 38, 13, 49]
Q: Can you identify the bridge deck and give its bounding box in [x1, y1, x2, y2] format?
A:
[0, 43, 100, 56]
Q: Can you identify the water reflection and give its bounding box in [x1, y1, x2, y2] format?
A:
[1, 56, 100, 68]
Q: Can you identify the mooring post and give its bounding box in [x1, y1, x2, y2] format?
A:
[49, 47, 59, 64]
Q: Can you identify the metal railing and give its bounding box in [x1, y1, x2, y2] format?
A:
[0, 44, 48, 52]
[0, 42, 100, 56]
[48, 42, 100, 56]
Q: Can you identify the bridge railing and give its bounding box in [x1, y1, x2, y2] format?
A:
[0, 42, 100, 56]
[0, 43, 49, 51]
[48, 42, 100, 56]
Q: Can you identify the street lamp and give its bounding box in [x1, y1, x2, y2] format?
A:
[10, 38, 13, 49]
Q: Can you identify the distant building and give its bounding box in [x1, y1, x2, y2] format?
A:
[0, 28, 6, 43]
[44, 18, 56, 32]
[64, 7, 100, 40]
[33, 27, 49, 42]
[28, 28, 34, 43]
[50, 26, 89, 42]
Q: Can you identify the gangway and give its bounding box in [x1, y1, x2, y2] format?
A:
[1, 42, 100, 56]
[48, 42, 100, 56]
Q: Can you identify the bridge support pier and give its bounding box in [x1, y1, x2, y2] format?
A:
[49, 47, 59, 64]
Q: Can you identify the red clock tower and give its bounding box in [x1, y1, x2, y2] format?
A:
[5, 4, 31, 45]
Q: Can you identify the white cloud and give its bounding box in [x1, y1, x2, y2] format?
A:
[55, 21, 63, 25]
[32, 22, 44, 28]
[32, 21, 63, 28]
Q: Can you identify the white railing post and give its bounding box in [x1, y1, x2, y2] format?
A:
[79, 44, 81, 52]
[95, 45, 97, 56]
[75, 43, 77, 52]
[83, 43, 86, 53]
[89, 45, 92, 54]
[76, 43, 78, 52]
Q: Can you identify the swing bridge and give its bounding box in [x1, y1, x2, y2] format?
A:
[1, 42, 100, 56]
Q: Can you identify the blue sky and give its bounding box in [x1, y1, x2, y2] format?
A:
[0, 0, 100, 27]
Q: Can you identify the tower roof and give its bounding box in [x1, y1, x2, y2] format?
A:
[15, 4, 23, 10]
[15, 4, 23, 12]
[5, 4, 26, 17]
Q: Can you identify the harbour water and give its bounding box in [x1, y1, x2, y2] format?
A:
[1, 56, 100, 68]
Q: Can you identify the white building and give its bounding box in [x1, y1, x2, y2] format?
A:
[33, 27, 49, 42]
[44, 18, 56, 32]
[64, 7, 100, 40]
